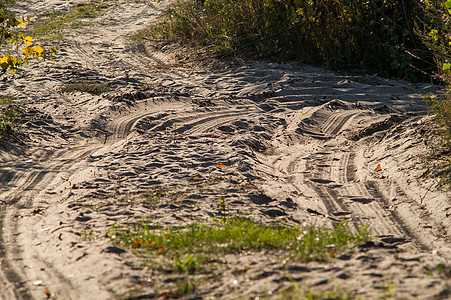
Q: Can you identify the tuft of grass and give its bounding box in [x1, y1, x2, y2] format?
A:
[61, 81, 112, 95]
[108, 217, 369, 262]
[426, 263, 451, 278]
[29, 1, 112, 40]
[141, 186, 180, 207]
[0, 95, 21, 136]
[173, 277, 196, 297]
[280, 282, 356, 300]
[0, 94, 15, 105]
[172, 253, 205, 274]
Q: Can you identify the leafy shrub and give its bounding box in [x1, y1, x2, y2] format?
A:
[418, 1, 451, 146]
[0, 0, 57, 75]
[0, 0, 56, 137]
[148, 0, 430, 80]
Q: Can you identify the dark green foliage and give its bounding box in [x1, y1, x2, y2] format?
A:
[426, 93, 451, 145]
[416, 1, 451, 186]
[419, 1, 451, 140]
[148, 0, 430, 81]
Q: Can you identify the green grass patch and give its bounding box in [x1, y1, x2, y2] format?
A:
[29, 1, 112, 40]
[0, 94, 15, 105]
[280, 282, 355, 300]
[108, 217, 369, 262]
[425, 263, 451, 278]
[0, 95, 21, 136]
[61, 81, 112, 95]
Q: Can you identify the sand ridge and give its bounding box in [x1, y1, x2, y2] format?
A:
[0, 0, 449, 298]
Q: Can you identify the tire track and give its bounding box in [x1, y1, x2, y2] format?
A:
[0, 145, 103, 299]
[299, 108, 430, 249]
[181, 111, 257, 135]
[364, 181, 429, 250]
[260, 103, 431, 251]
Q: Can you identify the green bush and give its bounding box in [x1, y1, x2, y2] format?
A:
[418, 0, 451, 149]
[148, 0, 429, 80]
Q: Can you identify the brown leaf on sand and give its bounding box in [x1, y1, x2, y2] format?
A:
[328, 247, 335, 258]
[158, 292, 171, 298]
[374, 164, 382, 171]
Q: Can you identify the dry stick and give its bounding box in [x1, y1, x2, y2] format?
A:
[104, 131, 109, 144]
[419, 170, 447, 207]
[420, 182, 436, 207]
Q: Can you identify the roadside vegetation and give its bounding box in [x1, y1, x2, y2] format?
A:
[419, 0, 451, 186]
[143, 0, 428, 81]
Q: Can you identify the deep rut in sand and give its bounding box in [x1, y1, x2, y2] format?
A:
[0, 0, 449, 299]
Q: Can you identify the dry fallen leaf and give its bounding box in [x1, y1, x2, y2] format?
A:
[132, 239, 143, 248]
[217, 163, 227, 168]
[158, 292, 171, 298]
[374, 164, 382, 171]
[328, 248, 335, 258]
[280, 169, 286, 174]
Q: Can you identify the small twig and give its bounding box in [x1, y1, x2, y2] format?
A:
[419, 175, 444, 207]
[104, 131, 109, 144]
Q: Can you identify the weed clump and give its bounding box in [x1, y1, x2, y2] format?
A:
[0, 95, 21, 136]
[61, 81, 111, 95]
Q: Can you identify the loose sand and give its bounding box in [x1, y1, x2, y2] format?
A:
[0, 0, 449, 299]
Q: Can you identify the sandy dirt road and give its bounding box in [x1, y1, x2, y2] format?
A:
[0, 0, 449, 298]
